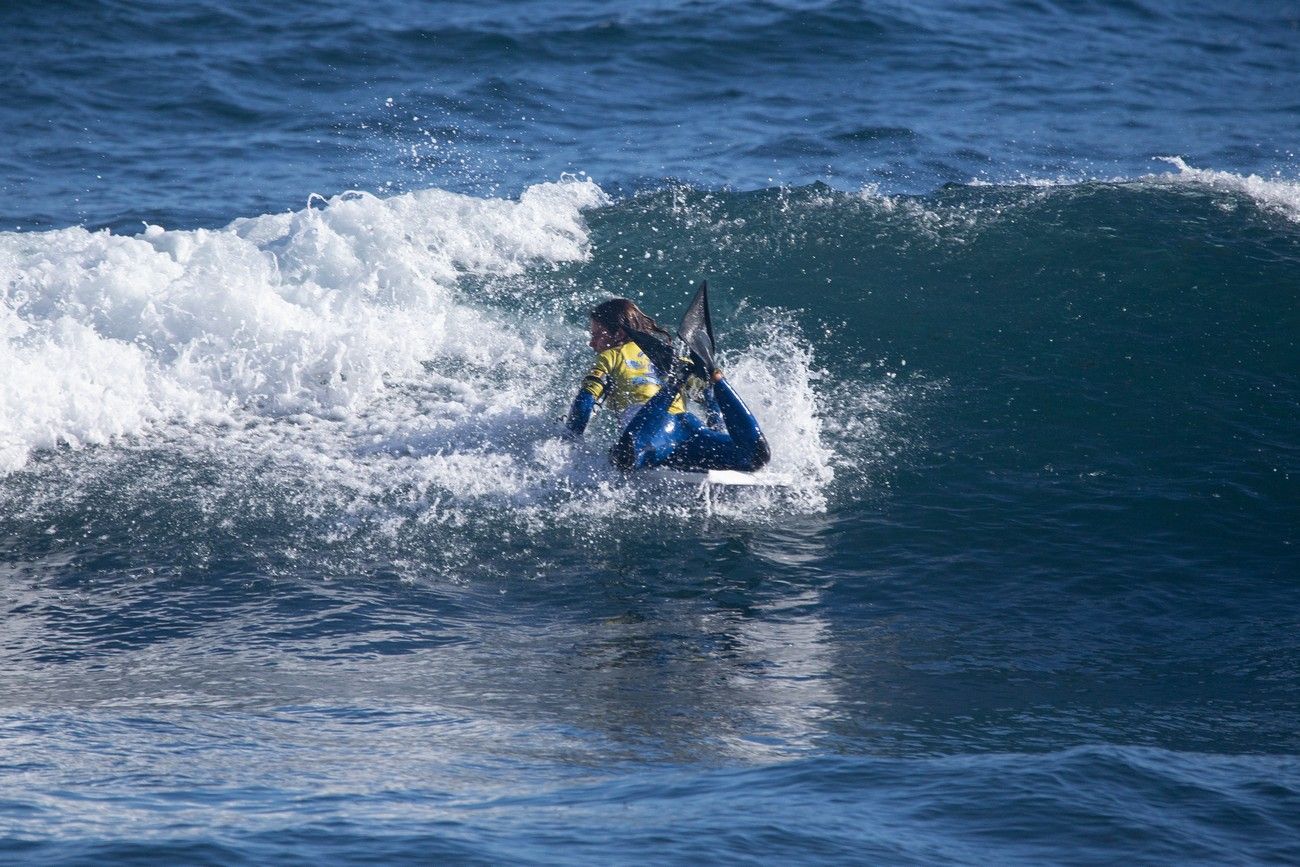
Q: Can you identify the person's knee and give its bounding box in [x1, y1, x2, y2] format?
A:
[748, 435, 771, 470]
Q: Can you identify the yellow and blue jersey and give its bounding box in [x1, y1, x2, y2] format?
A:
[580, 341, 687, 418]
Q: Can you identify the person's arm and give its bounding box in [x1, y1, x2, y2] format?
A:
[566, 390, 597, 436]
[565, 351, 615, 437]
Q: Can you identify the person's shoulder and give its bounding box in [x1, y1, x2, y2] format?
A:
[591, 344, 623, 368]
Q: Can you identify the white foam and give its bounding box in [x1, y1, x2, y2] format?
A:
[861, 158, 1300, 228]
[1146, 156, 1300, 222]
[0, 179, 607, 474]
[723, 312, 834, 508]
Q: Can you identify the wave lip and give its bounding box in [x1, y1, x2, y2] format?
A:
[1146, 155, 1300, 223]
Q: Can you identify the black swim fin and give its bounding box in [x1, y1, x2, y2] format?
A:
[677, 280, 716, 377]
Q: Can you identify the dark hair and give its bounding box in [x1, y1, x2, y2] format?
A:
[589, 298, 670, 341]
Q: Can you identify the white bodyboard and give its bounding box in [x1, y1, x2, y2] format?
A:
[643, 468, 793, 487]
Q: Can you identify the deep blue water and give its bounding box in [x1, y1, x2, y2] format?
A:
[2, 1, 1299, 864]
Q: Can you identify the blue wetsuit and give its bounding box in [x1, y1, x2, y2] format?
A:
[612, 375, 770, 472]
[566, 339, 770, 473]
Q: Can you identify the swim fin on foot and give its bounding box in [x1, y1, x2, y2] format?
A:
[677, 280, 717, 378]
[624, 280, 718, 390]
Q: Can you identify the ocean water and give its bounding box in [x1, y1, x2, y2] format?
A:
[2, 1, 1298, 863]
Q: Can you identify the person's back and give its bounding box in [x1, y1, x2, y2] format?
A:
[578, 339, 686, 430]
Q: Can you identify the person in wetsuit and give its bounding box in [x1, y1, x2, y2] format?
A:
[565, 297, 770, 472]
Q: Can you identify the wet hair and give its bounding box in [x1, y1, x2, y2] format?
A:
[589, 298, 670, 342]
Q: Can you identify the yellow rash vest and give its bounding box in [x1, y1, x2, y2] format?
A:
[581, 341, 687, 422]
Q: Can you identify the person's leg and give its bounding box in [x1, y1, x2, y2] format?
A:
[660, 379, 770, 471]
[611, 387, 691, 471]
[663, 426, 746, 471]
[709, 377, 771, 469]
[613, 377, 770, 472]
